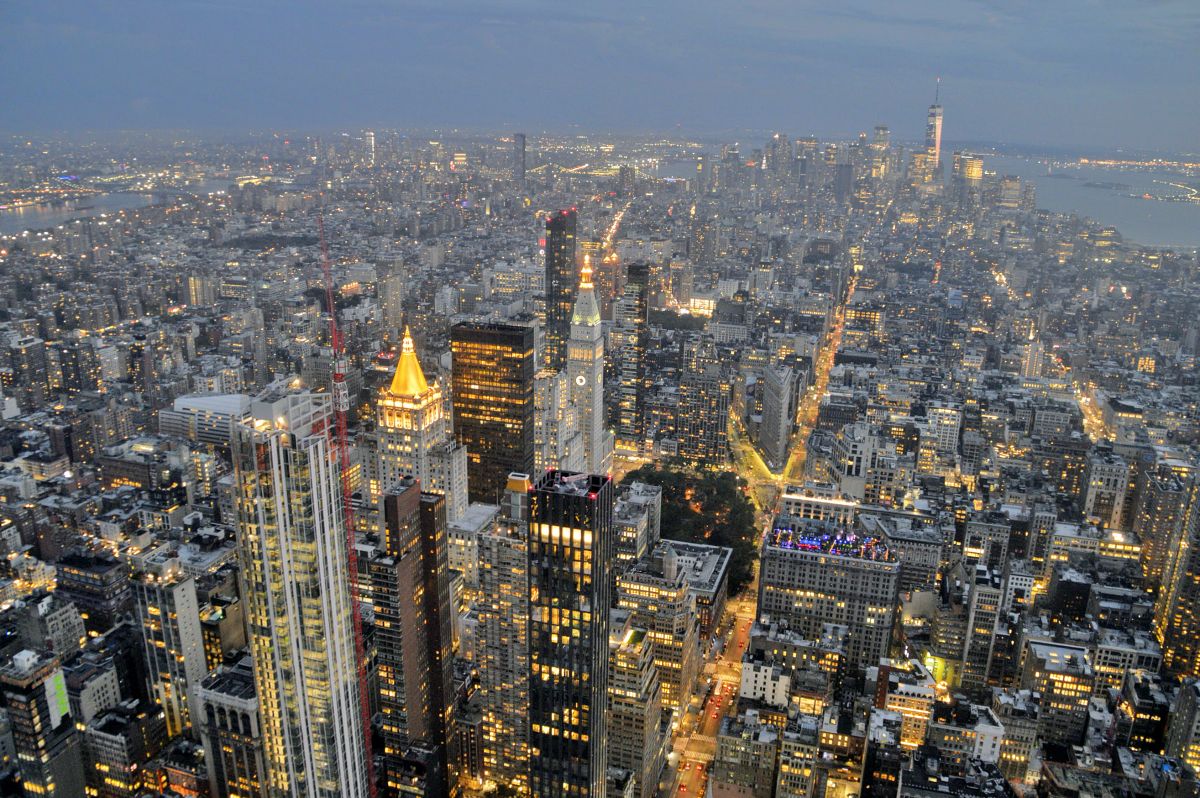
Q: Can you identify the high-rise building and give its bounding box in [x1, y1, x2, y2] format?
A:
[451, 322, 537, 503]
[197, 655, 267, 798]
[677, 361, 730, 468]
[607, 610, 668, 798]
[613, 263, 650, 456]
[567, 257, 614, 475]
[528, 470, 615, 798]
[232, 389, 370, 798]
[364, 130, 376, 167]
[1154, 478, 1200, 677]
[1, 650, 85, 798]
[370, 480, 455, 795]
[758, 516, 900, 670]
[616, 553, 700, 711]
[8, 336, 49, 410]
[514, 133, 527, 182]
[926, 81, 944, 172]
[132, 554, 207, 738]
[376, 327, 468, 521]
[477, 474, 533, 792]
[544, 208, 579, 371]
[759, 364, 795, 470]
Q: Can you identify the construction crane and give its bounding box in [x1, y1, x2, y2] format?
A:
[317, 208, 379, 797]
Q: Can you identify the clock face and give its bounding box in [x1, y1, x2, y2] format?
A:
[575, 375, 587, 386]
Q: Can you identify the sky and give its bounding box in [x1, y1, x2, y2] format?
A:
[2, 0, 1198, 153]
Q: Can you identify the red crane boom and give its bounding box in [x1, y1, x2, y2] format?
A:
[317, 210, 378, 797]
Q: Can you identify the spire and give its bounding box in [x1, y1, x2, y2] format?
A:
[935, 76, 940, 105]
[571, 255, 601, 327]
[389, 326, 430, 397]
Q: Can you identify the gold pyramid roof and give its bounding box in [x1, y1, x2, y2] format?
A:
[389, 327, 430, 397]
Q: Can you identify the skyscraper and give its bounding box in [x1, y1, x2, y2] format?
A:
[926, 80, 944, 173]
[528, 470, 615, 798]
[1, 650, 85, 798]
[544, 207, 579, 371]
[514, 133, 527, 182]
[477, 474, 533, 792]
[451, 322, 537, 503]
[133, 554, 206, 738]
[567, 256, 614, 475]
[613, 263, 649, 457]
[677, 346, 730, 469]
[376, 326, 468, 521]
[232, 389, 369, 798]
[370, 480, 455, 795]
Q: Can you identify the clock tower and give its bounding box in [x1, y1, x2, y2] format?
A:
[567, 256, 613, 474]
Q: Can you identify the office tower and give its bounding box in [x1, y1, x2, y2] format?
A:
[613, 263, 649, 456]
[364, 129, 376, 167]
[528, 470, 615, 798]
[1154, 478, 1200, 677]
[607, 611, 667, 798]
[1134, 468, 1191, 590]
[567, 257, 614, 475]
[514, 133, 527, 182]
[1167, 681, 1200, 774]
[616, 555, 700, 711]
[926, 80, 944, 172]
[544, 208, 579, 371]
[677, 361, 730, 469]
[1, 650, 85, 797]
[758, 516, 900, 670]
[760, 364, 795, 470]
[1019, 641, 1093, 745]
[133, 555, 206, 738]
[83, 699, 166, 797]
[952, 151, 984, 207]
[379, 274, 406, 341]
[232, 390, 369, 798]
[1081, 446, 1129, 529]
[960, 567, 1003, 695]
[451, 322, 537, 503]
[376, 327, 468, 521]
[197, 656, 267, 798]
[8, 336, 49, 410]
[371, 480, 455, 794]
[477, 474, 532, 792]
[833, 162, 853, 205]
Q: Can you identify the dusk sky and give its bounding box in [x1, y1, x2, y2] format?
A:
[3, 0, 1197, 153]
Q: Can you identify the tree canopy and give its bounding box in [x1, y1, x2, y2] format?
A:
[624, 464, 758, 594]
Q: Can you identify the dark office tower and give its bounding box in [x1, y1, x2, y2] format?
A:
[514, 133, 527, 182]
[528, 470, 615, 798]
[372, 480, 455, 795]
[451, 322, 537, 503]
[1, 650, 86, 798]
[834, 162, 854, 205]
[544, 207, 579, 371]
[614, 263, 650, 456]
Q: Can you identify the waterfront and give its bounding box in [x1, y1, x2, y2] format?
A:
[659, 154, 1200, 250]
[985, 154, 1200, 250]
[0, 179, 231, 236]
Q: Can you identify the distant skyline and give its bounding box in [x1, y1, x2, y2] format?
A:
[2, 0, 1197, 154]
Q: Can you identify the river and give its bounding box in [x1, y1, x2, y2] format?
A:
[0, 179, 232, 236]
